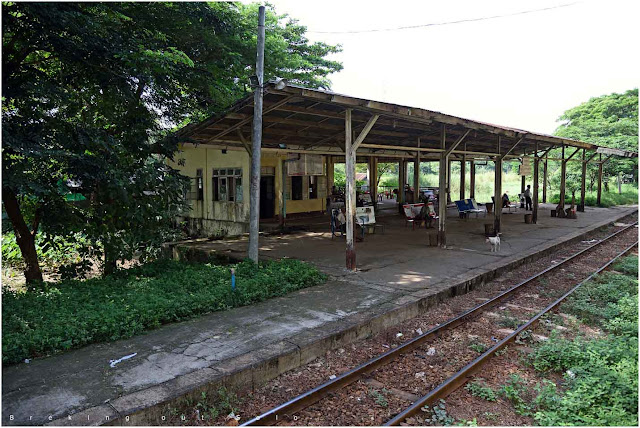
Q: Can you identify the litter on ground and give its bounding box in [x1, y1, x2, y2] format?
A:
[109, 352, 137, 368]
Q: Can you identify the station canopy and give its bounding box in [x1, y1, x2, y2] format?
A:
[178, 82, 638, 162]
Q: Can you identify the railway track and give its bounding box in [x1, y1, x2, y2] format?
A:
[243, 221, 638, 426]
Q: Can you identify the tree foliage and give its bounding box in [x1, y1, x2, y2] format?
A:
[554, 89, 638, 179]
[2, 2, 342, 283]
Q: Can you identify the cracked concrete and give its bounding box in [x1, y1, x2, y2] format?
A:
[2, 204, 636, 426]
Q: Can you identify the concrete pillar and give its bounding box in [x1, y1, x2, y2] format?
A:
[459, 158, 466, 201]
[438, 126, 448, 247]
[469, 160, 476, 199]
[578, 149, 586, 212]
[345, 109, 356, 271]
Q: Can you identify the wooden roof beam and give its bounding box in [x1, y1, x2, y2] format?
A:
[445, 129, 472, 156]
[502, 136, 526, 157]
[352, 114, 380, 151]
[206, 95, 295, 142]
[565, 147, 581, 161]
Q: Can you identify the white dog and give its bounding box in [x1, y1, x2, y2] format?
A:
[486, 234, 501, 252]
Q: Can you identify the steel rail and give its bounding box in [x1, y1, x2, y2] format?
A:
[385, 239, 638, 425]
[242, 221, 637, 426]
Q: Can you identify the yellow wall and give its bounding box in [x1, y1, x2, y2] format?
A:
[168, 145, 327, 236]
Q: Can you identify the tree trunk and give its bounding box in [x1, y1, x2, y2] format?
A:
[103, 247, 118, 276]
[2, 187, 43, 283]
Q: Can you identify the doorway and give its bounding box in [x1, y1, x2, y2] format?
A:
[260, 176, 275, 219]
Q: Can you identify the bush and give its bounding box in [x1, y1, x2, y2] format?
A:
[614, 254, 638, 277]
[530, 257, 638, 426]
[549, 184, 638, 207]
[1, 231, 90, 268]
[2, 258, 326, 364]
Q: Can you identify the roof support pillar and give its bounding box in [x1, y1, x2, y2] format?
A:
[542, 155, 548, 203]
[345, 109, 356, 271]
[597, 154, 603, 206]
[558, 146, 567, 216]
[413, 138, 421, 203]
[578, 149, 587, 212]
[447, 158, 452, 204]
[438, 125, 448, 247]
[493, 137, 502, 235]
[460, 157, 466, 201]
[280, 159, 287, 226]
[327, 156, 334, 194]
[397, 159, 405, 211]
[370, 156, 378, 204]
[533, 143, 540, 224]
[469, 160, 476, 200]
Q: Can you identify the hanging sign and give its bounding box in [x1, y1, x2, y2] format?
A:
[519, 157, 532, 176]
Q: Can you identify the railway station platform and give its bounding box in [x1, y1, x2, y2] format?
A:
[2, 204, 637, 425]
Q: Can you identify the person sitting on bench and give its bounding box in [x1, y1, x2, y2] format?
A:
[502, 192, 510, 208]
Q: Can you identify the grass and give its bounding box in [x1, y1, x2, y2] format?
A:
[1, 258, 327, 365]
[380, 167, 525, 204]
[526, 255, 638, 426]
[377, 165, 637, 207]
[549, 183, 637, 207]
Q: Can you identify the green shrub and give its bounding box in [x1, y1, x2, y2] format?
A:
[500, 374, 532, 416]
[564, 272, 637, 335]
[614, 255, 638, 277]
[531, 336, 638, 426]
[530, 264, 638, 426]
[2, 258, 326, 364]
[465, 379, 497, 401]
[2, 231, 90, 268]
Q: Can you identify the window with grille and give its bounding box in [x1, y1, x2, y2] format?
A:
[213, 168, 243, 202]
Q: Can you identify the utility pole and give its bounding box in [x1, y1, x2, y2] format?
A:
[248, 5, 265, 263]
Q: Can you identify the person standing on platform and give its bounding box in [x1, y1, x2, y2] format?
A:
[524, 185, 532, 211]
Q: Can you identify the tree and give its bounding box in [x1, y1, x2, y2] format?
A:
[554, 89, 638, 182]
[2, 2, 342, 283]
[376, 163, 396, 187]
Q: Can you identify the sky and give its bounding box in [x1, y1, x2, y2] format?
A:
[264, 0, 639, 135]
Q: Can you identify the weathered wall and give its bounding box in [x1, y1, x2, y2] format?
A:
[169, 145, 327, 236]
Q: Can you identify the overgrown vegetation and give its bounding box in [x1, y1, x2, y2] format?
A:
[2, 2, 342, 284]
[2, 231, 89, 270]
[549, 183, 638, 207]
[2, 258, 326, 364]
[465, 379, 497, 401]
[526, 255, 638, 426]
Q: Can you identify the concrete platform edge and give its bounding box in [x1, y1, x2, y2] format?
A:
[47, 208, 637, 426]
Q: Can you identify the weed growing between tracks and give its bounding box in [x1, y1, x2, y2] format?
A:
[526, 254, 638, 426]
